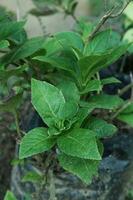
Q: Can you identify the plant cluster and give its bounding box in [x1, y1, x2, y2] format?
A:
[0, 0, 133, 199]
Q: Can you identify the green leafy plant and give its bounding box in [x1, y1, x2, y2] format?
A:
[18, 27, 132, 184]
[1, 1, 133, 198]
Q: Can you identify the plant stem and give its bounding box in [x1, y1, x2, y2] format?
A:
[118, 83, 133, 96]
[96, 72, 102, 94]
[37, 17, 47, 36]
[16, 0, 21, 21]
[111, 101, 132, 120]
[48, 169, 57, 200]
[14, 111, 21, 138]
[88, 0, 131, 41]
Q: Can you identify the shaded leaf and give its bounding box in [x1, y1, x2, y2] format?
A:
[30, 8, 57, 16]
[78, 44, 130, 82]
[101, 77, 121, 85]
[86, 117, 117, 138]
[88, 94, 123, 110]
[74, 107, 94, 127]
[1, 37, 45, 65]
[0, 21, 25, 40]
[0, 64, 28, 81]
[81, 79, 101, 94]
[117, 102, 133, 127]
[0, 93, 22, 114]
[117, 113, 133, 127]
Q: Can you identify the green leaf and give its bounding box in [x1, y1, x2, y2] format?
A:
[88, 94, 123, 110]
[1, 37, 45, 65]
[38, 32, 83, 59]
[57, 101, 78, 120]
[4, 191, 17, 200]
[86, 117, 117, 138]
[19, 127, 55, 159]
[31, 79, 65, 127]
[29, 8, 57, 16]
[57, 128, 101, 160]
[54, 31, 84, 51]
[10, 29, 27, 45]
[78, 44, 129, 82]
[57, 80, 80, 102]
[42, 37, 63, 56]
[58, 153, 99, 184]
[11, 158, 24, 166]
[0, 21, 25, 40]
[101, 77, 121, 85]
[119, 102, 133, 114]
[80, 79, 102, 94]
[74, 107, 94, 127]
[22, 171, 43, 183]
[124, 2, 133, 21]
[76, 20, 94, 41]
[117, 102, 133, 127]
[0, 40, 9, 49]
[33, 55, 75, 74]
[84, 29, 121, 55]
[117, 113, 133, 127]
[123, 29, 133, 53]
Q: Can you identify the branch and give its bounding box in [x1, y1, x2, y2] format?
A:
[48, 169, 57, 200]
[111, 100, 132, 120]
[88, 0, 131, 41]
[118, 82, 133, 97]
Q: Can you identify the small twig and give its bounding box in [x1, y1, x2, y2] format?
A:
[56, 3, 79, 24]
[88, 0, 131, 41]
[120, 54, 128, 73]
[48, 169, 57, 200]
[111, 100, 132, 120]
[130, 72, 133, 100]
[118, 82, 133, 97]
[70, 12, 79, 24]
[110, 0, 131, 18]
[37, 17, 47, 36]
[13, 110, 21, 138]
[88, 7, 115, 41]
[16, 0, 21, 21]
